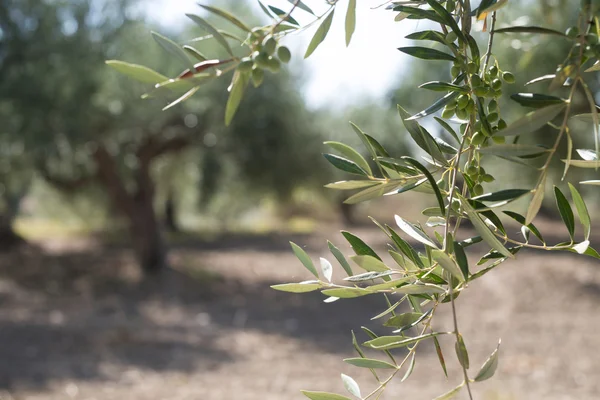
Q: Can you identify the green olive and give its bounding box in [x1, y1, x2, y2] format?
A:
[265, 56, 281, 73]
[442, 107, 455, 119]
[251, 67, 264, 87]
[491, 136, 506, 144]
[237, 59, 254, 74]
[277, 46, 292, 63]
[451, 65, 461, 78]
[566, 26, 579, 38]
[489, 65, 499, 77]
[471, 132, 485, 146]
[456, 107, 468, 120]
[467, 62, 478, 74]
[487, 112, 499, 123]
[488, 99, 498, 112]
[473, 184, 484, 196]
[446, 31, 458, 43]
[263, 36, 277, 55]
[471, 74, 482, 86]
[502, 71, 515, 83]
[492, 78, 502, 90]
[457, 94, 469, 109]
[497, 119, 507, 130]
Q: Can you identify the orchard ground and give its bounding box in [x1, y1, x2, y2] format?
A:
[0, 197, 599, 400]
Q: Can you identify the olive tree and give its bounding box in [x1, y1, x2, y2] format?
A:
[110, 0, 600, 398]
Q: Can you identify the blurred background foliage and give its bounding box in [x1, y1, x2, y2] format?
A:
[0, 0, 598, 272]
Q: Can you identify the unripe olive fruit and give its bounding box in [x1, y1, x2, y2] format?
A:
[251, 67, 264, 87]
[263, 36, 277, 55]
[502, 71, 515, 83]
[442, 107, 455, 119]
[487, 112, 499, 123]
[457, 94, 469, 109]
[466, 165, 478, 175]
[491, 136, 506, 144]
[488, 99, 498, 112]
[471, 74, 482, 86]
[446, 31, 458, 43]
[497, 119, 507, 130]
[492, 78, 503, 90]
[451, 65, 461, 78]
[489, 65, 499, 77]
[456, 108, 468, 120]
[265, 56, 281, 73]
[587, 33, 599, 45]
[466, 99, 476, 113]
[482, 174, 495, 183]
[474, 86, 488, 97]
[467, 62, 478, 74]
[277, 46, 292, 63]
[253, 51, 270, 69]
[237, 59, 254, 74]
[473, 184, 484, 196]
[566, 26, 579, 38]
[471, 132, 485, 146]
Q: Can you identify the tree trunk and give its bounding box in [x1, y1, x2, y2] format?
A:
[164, 189, 179, 233]
[130, 196, 167, 274]
[94, 145, 168, 275]
[0, 213, 25, 251]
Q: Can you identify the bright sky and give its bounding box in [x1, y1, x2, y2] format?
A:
[145, 0, 421, 108]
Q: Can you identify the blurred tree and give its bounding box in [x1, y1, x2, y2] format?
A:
[0, 0, 324, 273]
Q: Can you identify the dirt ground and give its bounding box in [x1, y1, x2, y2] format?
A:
[0, 215, 599, 400]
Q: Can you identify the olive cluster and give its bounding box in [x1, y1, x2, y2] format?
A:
[238, 31, 292, 87]
[567, 26, 600, 57]
[442, 63, 514, 146]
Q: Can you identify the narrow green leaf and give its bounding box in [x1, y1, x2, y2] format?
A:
[398, 105, 445, 164]
[453, 242, 469, 280]
[585, 61, 600, 72]
[568, 183, 591, 240]
[496, 104, 566, 136]
[526, 177, 546, 224]
[151, 31, 194, 69]
[162, 86, 201, 110]
[494, 25, 566, 36]
[455, 333, 470, 369]
[302, 391, 352, 400]
[324, 154, 368, 176]
[328, 241, 353, 276]
[225, 71, 248, 126]
[290, 241, 318, 277]
[344, 182, 401, 204]
[564, 160, 600, 168]
[387, 225, 425, 268]
[433, 336, 448, 378]
[344, 358, 396, 369]
[345, 271, 395, 282]
[395, 215, 438, 249]
[401, 353, 416, 382]
[425, 0, 465, 42]
[479, 144, 548, 157]
[350, 255, 390, 273]
[435, 117, 461, 144]
[581, 180, 600, 185]
[182, 45, 207, 61]
[269, 6, 299, 25]
[342, 231, 381, 260]
[258, 1, 274, 18]
[407, 92, 460, 120]
[287, 0, 314, 14]
[432, 250, 465, 282]
[474, 340, 501, 382]
[510, 93, 566, 108]
[363, 332, 442, 350]
[320, 257, 333, 283]
[503, 211, 545, 243]
[271, 283, 321, 293]
[398, 46, 456, 61]
[325, 180, 381, 190]
[345, 0, 357, 46]
[384, 312, 423, 329]
[186, 14, 234, 56]
[478, 0, 508, 14]
[305, 9, 335, 58]
[198, 4, 251, 32]
[325, 141, 372, 175]
[392, 6, 446, 24]
[419, 81, 469, 93]
[341, 374, 361, 399]
[554, 186, 575, 240]
[321, 287, 373, 298]
[576, 149, 599, 161]
[402, 157, 445, 214]
[525, 74, 556, 86]
[105, 60, 169, 84]
[433, 385, 463, 400]
[459, 194, 514, 258]
[472, 189, 531, 202]
[405, 30, 446, 44]
[394, 284, 445, 295]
